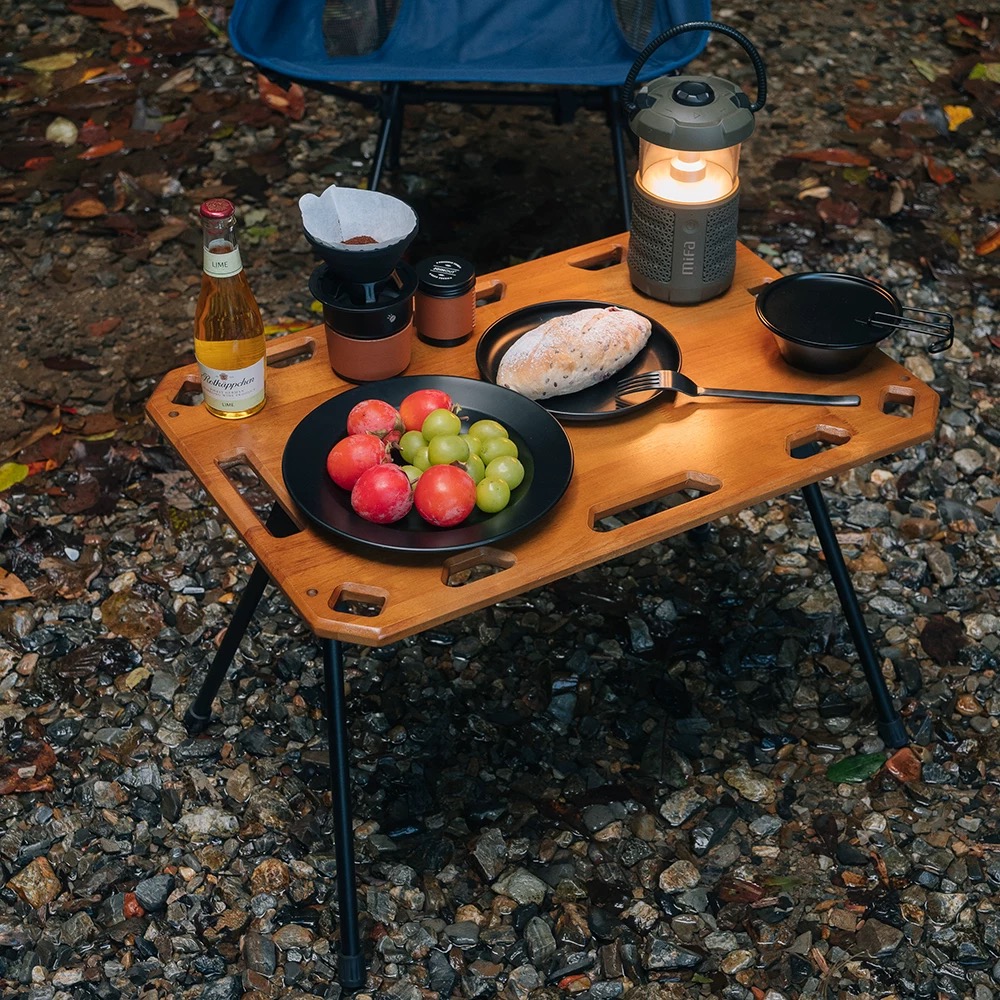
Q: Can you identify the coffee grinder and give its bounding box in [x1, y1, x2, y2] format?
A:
[300, 186, 419, 382]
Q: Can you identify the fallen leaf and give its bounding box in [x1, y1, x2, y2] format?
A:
[63, 188, 108, 218]
[43, 356, 97, 371]
[22, 52, 82, 72]
[257, 73, 305, 120]
[0, 463, 29, 491]
[816, 197, 862, 227]
[77, 139, 124, 159]
[1, 407, 62, 465]
[911, 57, 945, 81]
[920, 614, 967, 664]
[68, 3, 127, 18]
[155, 66, 195, 93]
[86, 316, 122, 337]
[924, 155, 956, 185]
[975, 225, 1000, 256]
[944, 105, 974, 131]
[0, 567, 31, 601]
[826, 752, 886, 784]
[786, 148, 871, 167]
[112, 0, 179, 15]
[968, 62, 1000, 83]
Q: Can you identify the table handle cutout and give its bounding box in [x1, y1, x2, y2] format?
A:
[171, 375, 204, 408]
[568, 243, 625, 271]
[330, 586, 386, 618]
[442, 546, 516, 587]
[880, 386, 916, 419]
[787, 425, 852, 460]
[219, 457, 290, 533]
[267, 334, 316, 369]
[590, 472, 721, 532]
[475, 279, 506, 307]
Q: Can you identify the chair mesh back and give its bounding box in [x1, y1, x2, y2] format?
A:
[323, 0, 401, 57]
[613, 0, 656, 49]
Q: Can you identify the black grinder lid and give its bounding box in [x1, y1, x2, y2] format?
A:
[416, 256, 476, 298]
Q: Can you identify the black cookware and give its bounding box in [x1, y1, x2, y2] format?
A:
[755, 272, 953, 374]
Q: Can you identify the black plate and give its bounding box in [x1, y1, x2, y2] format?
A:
[282, 375, 574, 554]
[476, 299, 682, 421]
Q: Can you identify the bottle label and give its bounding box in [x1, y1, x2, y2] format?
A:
[197, 357, 265, 413]
[204, 245, 243, 277]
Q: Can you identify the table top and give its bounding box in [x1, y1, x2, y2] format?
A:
[145, 237, 939, 645]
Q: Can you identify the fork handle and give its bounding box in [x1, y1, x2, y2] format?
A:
[700, 387, 861, 406]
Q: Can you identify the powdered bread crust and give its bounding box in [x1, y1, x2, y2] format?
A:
[496, 306, 652, 400]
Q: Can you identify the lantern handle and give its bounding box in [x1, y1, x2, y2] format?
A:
[622, 20, 767, 118]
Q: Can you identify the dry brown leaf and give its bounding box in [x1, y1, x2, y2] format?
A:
[1, 407, 61, 464]
[0, 568, 31, 601]
[257, 73, 305, 120]
[975, 225, 1000, 256]
[63, 189, 108, 218]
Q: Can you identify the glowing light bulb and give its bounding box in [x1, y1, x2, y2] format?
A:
[640, 151, 734, 204]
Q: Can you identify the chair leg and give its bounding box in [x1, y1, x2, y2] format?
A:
[605, 86, 632, 229]
[801, 482, 908, 748]
[368, 82, 401, 190]
[322, 637, 366, 989]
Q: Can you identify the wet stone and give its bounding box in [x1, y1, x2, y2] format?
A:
[855, 918, 904, 957]
[658, 860, 699, 893]
[494, 868, 549, 906]
[658, 787, 706, 827]
[642, 937, 702, 970]
[473, 827, 507, 881]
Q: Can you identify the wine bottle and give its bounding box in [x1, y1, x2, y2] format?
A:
[194, 198, 266, 419]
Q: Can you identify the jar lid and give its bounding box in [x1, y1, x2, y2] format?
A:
[416, 256, 476, 297]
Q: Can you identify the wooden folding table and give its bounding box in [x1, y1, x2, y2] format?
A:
[146, 237, 939, 988]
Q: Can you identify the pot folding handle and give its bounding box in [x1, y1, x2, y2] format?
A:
[863, 307, 954, 354]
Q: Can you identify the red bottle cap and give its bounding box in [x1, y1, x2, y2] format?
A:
[200, 198, 235, 219]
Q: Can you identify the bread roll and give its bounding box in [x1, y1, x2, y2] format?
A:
[497, 306, 652, 400]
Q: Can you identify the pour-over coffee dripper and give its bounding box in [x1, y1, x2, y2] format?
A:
[300, 186, 418, 304]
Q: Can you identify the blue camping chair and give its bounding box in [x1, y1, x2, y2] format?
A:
[228, 0, 711, 225]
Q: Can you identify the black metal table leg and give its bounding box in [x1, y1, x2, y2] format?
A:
[184, 561, 271, 735]
[322, 637, 365, 990]
[183, 506, 298, 735]
[801, 481, 908, 748]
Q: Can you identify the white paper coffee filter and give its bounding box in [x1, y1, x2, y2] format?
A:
[299, 185, 417, 251]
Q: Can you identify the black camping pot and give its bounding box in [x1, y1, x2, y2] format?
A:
[755, 272, 953, 374]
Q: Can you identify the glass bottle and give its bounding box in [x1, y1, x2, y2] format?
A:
[194, 198, 266, 419]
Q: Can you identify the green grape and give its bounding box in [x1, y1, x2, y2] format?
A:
[468, 418, 508, 441]
[462, 454, 486, 484]
[480, 436, 518, 464]
[485, 455, 524, 490]
[476, 476, 511, 513]
[401, 464, 422, 485]
[398, 429, 427, 464]
[427, 433, 469, 466]
[412, 445, 431, 471]
[464, 434, 483, 457]
[421, 408, 462, 439]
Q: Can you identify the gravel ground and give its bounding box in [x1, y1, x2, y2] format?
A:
[2, 3, 1000, 999]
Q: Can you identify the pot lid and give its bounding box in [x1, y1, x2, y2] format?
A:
[755, 272, 900, 348]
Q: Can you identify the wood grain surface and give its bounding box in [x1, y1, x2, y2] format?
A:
[146, 238, 939, 645]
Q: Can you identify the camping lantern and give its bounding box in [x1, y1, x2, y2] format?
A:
[623, 22, 767, 304]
